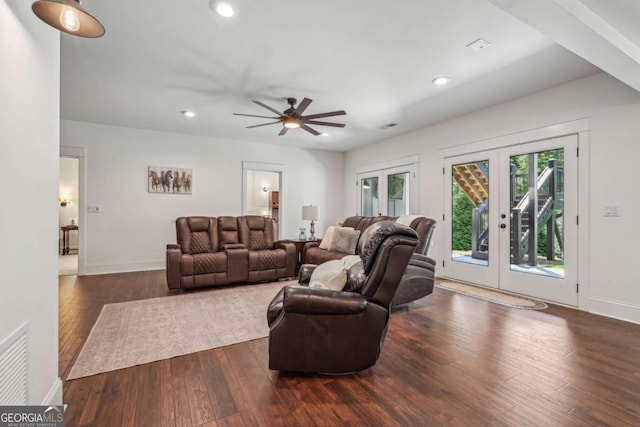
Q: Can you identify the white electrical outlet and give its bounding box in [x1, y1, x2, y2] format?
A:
[88, 205, 101, 213]
[603, 204, 620, 217]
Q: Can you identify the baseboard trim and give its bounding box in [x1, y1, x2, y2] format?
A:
[84, 261, 164, 275]
[41, 377, 62, 405]
[589, 296, 640, 325]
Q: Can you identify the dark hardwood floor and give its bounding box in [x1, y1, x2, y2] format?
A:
[59, 271, 640, 426]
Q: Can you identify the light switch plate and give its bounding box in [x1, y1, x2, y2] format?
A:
[87, 205, 101, 214]
[603, 204, 620, 217]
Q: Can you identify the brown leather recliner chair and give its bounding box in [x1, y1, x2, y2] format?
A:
[267, 221, 418, 374]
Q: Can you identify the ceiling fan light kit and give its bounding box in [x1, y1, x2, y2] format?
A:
[283, 117, 300, 129]
[233, 97, 346, 136]
[32, 0, 105, 38]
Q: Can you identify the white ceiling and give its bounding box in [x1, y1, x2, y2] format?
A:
[60, 0, 639, 152]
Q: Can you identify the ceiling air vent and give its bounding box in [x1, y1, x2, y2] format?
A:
[466, 38, 491, 52]
[379, 123, 398, 129]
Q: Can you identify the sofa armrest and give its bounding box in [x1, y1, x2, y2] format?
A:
[282, 285, 367, 315]
[298, 264, 317, 285]
[275, 240, 297, 277]
[302, 241, 321, 263]
[409, 253, 436, 270]
[274, 240, 295, 251]
[166, 244, 183, 289]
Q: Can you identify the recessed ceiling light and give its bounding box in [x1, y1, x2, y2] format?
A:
[321, 132, 329, 137]
[181, 110, 196, 118]
[210, 1, 235, 17]
[432, 76, 451, 86]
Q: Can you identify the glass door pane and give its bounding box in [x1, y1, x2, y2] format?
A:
[387, 172, 410, 216]
[508, 148, 564, 278]
[443, 153, 499, 288]
[360, 176, 379, 216]
[450, 160, 490, 266]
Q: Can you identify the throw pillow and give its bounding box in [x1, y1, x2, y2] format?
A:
[319, 226, 336, 249]
[309, 259, 348, 291]
[329, 228, 361, 254]
[342, 254, 361, 269]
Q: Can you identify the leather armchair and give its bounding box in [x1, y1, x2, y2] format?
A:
[267, 221, 418, 373]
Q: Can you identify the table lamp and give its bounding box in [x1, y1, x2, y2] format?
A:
[302, 205, 319, 240]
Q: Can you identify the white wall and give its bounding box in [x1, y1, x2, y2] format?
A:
[59, 157, 79, 250]
[0, 0, 61, 404]
[345, 72, 640, 324]
[61, 120, 344, 274]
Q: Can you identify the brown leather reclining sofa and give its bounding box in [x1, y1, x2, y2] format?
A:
[302, 215, 437, 305]
[303, 215, 435, 262]
[166, 216, 296, 289]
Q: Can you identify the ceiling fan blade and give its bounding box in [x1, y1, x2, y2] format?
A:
[278, 127, 289, 136]
[293, 97, 312, 116]
[246, 121, 282, 129]
[303, 120, 346, 128]
[233, 113, 280, 119]
[301, 110, 346, 120]
[300, 123, 321, 136]
[253, 100, 283, 116]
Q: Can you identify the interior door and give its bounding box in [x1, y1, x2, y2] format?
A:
[443, 135, 578, 306]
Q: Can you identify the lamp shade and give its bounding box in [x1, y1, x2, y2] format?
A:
[302, 205, 318, 221]
[32, 0, 105, 38]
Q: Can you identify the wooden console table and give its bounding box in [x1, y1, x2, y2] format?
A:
[61, 225, 78, 255]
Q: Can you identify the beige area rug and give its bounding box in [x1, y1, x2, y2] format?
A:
[67, 280, 295, 380]
[436, 280, 547, 310]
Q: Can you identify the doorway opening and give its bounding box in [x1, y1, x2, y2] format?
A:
[243, 165, 283, 239]
[59, 157, 79, 276]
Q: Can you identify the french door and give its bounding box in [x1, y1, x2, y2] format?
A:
[443, 135, 578, 306]
[356, 164, 417, 216]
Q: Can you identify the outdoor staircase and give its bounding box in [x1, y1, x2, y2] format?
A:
[510, 159, 563, 265]
[452, 163, 489, 206]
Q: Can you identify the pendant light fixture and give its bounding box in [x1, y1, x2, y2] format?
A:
[32, 0, 105, 38]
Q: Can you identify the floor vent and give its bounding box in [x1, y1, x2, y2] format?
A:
[0, 322, 28, 405]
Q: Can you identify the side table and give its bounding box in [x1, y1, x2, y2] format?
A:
[61, 224, 79, 255]
[288, 239, 319, 276]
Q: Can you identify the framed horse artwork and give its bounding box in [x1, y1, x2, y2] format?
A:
[148, 166, 192, 194]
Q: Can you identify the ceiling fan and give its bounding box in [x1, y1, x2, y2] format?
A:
[233, 97, 346, 136]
